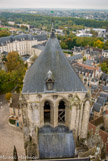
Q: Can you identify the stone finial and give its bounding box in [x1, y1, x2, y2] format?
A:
[47, 70, 53, 79]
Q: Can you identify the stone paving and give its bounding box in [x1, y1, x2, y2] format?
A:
[0, 95, 25, 161]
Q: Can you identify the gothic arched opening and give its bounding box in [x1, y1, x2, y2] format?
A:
[58, 101, 65, 123]
[44, 101, 51, 123]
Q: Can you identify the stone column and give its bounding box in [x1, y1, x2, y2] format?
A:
[28, 103, 33, 124]
[78, 103, 84, 138]
[80, 100, 90, 139]
[40, 102, 44, 127]
[22, 103, 28, 127]
[65, 106, 70, 127]
[54, 102, 58, 127]
[70, 105, 77, 130]
[75, 105, 80, 138]
[32, 104, 40, 127]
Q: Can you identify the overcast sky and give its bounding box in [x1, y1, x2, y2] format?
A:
[0, 0, 108, 9]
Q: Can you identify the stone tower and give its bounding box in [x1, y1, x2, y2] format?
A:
[21, 26, 91, 160]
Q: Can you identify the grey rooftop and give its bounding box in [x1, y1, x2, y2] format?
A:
[92, 92, 108, 112]
[92, 103, 102, 112]
[0, 34, 47, 46]
[22, 33, 87, 94]
[68, 54, 82, 62]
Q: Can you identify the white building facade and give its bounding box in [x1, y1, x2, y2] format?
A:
[102, 50, 108, 58]
[0, 34, 47, 56]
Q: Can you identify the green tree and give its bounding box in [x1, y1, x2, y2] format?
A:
[65, 38, 73, 49]
[0, 52, 27, 93]
[90, 29, 98, 37]
[60, 42, 68, 49]
[83, 57, 87, 62]
[104, 40, 108, 50]
[21, 25, 28, 30]
[100, 59, 108, 74]
[6, 51, 24, 72]
[0, 70, 11, 93]
[5, 92, 12, 101]
[0, 30, 11, 37]
[94, 39, 104, 49]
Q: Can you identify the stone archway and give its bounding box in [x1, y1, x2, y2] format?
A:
[40, 99, 54, 126]
[56, 98, 70, 127]
[58, 100, 66, 123]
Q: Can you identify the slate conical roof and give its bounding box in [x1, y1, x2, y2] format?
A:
[22, 32, 87, 94]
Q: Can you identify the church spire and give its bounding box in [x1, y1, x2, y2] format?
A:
[50, 18, 56, 38]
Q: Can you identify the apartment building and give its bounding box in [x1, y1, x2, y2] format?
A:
[0, 34, 47, 56]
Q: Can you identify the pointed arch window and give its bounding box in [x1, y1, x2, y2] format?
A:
[44, 101, 51, 123]
[58, 101, 65, 123]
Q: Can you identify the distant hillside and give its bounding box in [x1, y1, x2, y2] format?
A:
[0, 12, 108, 31]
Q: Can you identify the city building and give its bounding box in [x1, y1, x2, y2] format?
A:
[76, 33, 92, 37]
[55, 29, 64, 35]
[76, 29, 92, 37]
[20, 26, 91, 160]
[0, 34, 47, 56]
[92, 92, 108, 118]
[100, 73, 108, 85]
[68, 54, 83, 63]
[8, 21, 15, 25]
[93, 28, 106, 38]
[72, 63, 102, 86]
[32, 42, 46, 57]
[89, 111, 108, 154]
[16, 23, 30, 30]
[102, 50, 108, 58]
[84, 47, 102, 60]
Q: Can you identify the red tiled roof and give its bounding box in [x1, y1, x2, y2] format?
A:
[77, 63, 99, 71]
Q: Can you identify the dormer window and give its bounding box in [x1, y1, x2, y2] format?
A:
[45, 70, 54, 90]
[46, 79, 54, 90]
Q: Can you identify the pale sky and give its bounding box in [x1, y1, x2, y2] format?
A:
[0, 0, 108, 9]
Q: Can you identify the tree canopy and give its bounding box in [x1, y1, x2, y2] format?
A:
[0, 29, 11, 37]
[103, 40, 108, 50]
[94, 40, 104, 49]
[58, 34, 105, 50]
[100, 59, 108, 74]
[0, 51, 26, 93]
[6, 51, 24, 71]
[0, 12, 108, 32]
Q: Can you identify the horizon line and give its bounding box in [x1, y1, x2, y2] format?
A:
[0, 8, 108, 10]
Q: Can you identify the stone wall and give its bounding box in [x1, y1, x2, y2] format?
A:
[21, 91, 91, 159]
[21, 92, 90, 138]
[38, 125, 75, 159]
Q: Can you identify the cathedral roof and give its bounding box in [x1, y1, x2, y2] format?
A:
[22, 32, 87, 94]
